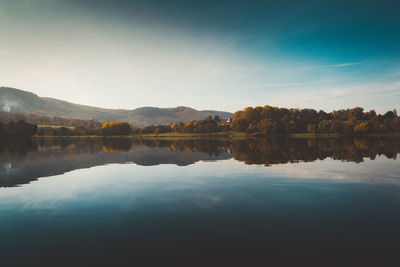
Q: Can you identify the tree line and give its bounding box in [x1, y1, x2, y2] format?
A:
[231, 106, 399, 135]
[35, 116, 227, 136]
[37, 121, 132, 136]
[5, 106, 400, 137]
[0, 120, 37, 139]
[134, 106, 400, 136]
[136, 115, 229, 135]
[0, 111, 102, 128]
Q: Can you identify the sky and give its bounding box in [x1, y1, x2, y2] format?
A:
[0, 0, 399, 113]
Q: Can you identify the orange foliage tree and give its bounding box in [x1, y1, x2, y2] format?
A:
[102, 121, 131, 136]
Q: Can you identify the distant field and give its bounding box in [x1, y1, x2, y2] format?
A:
[38, 124, 75, 129]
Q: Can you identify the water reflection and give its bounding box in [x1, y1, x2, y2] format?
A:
[1, 138, 400, 266]
[232, 137, 399, 165]
[1, 137, 399, 187]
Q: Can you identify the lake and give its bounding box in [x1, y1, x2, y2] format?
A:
[1, 137, 400, 266]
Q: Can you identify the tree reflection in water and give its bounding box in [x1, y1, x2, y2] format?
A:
[0, 137, 399, 187]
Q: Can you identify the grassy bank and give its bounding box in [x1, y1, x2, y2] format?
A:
[131, 131, 247, 139]
[34, 131, 247, 140]
[34, 131, 400, 140]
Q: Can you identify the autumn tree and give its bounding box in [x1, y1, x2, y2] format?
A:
[230, 105, 400, 136]
[354, 121, 370, 134]
[102, 121, 131, 135]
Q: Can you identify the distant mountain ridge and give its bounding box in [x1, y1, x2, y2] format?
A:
[0, 87, 232, 126]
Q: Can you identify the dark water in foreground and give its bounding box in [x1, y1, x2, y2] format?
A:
[1, 138, 400, 266]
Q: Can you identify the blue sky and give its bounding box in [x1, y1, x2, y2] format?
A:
[0, 0, 399, 112]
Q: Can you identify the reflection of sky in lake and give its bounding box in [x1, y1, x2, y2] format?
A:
[270, 156, 400, 183]
[1, 156, 400, 211]
[1, 156, 400, 266]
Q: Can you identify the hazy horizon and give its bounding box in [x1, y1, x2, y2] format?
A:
[1, 0, 399, 113]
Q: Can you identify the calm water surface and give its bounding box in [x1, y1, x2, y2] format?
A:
[1, 138, 400, 266]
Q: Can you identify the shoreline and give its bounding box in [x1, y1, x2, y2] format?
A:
[33, 131, 400, 140]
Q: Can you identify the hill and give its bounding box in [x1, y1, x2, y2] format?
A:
[0, 87, 232, 126]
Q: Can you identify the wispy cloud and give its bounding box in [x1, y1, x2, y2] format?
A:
[273, 80, 400, 112]
[234, 80, 338, 88]
[270, 156, 400, 185]
[326, 62, 360, 68]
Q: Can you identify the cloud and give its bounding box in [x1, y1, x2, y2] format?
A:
[0, 0, 397, 113]
[326, 62, 360, 68]
[273, 79, 400, 112]
[234, 80, 337, 89]
[269, 156, 400, 185]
